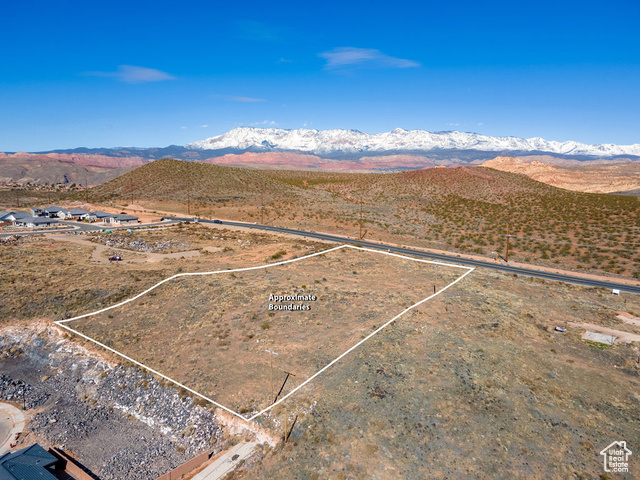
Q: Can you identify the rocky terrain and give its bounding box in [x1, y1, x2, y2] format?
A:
[0, 324, 223, 479]
[483, 156, 640, 195]
[90, 231, 190, 253]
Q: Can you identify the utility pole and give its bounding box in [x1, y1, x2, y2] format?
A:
[265, 349, 279, 403]
[130, 176, 134, 206]
[434, 265, 438, 294]
[261, 190, 265, 224]
[274, 370, 296, 404]
[15, 190, 19, 208]
[85, 172, 89, 204]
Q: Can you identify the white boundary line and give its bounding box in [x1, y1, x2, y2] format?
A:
[55, 244, 473, 422]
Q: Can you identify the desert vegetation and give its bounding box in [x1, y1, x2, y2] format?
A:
[86, 160, 640, 279]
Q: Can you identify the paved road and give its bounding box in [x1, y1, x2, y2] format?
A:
[168, 217, 640, 294]
[4, 214, 638, 294]
[192, 442, 257, 480]
[0, 403, 25, 455]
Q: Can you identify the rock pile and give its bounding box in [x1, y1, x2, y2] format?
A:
[92, 233, 187, 253]
[0, 374, 49, 409]
[0, 326, 223, 480]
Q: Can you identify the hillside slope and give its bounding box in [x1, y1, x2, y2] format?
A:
[0, 153, 144, 185]
[89, 159, 640, 278]
[483, 156, 640, 194]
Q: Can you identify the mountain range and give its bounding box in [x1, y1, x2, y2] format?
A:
[2, 128, 639, 185]
[188, 127, 640, 158]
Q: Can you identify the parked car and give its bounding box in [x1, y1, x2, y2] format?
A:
[213, 220, 223, 224]
[109, 256, 122, 262]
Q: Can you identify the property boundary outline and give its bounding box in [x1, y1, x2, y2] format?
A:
[54, 244, 474, 422]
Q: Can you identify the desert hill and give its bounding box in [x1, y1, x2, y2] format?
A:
[483, 156, 640, 195]
[0, 152, 145, 185]
[87, 159, 640, 279]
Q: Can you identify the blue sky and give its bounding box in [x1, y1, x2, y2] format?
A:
[1, 0, 639, 151]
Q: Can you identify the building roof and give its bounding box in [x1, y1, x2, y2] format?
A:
[91, 211, 114, 218]
[113, 214, 138, 221]
[2, 212, 34, 223]
[0, 211, 12, 220]
[43, 206, 66, 214]
[32, 217, 58, 225]
[19, 215, 37, 225]
[68, 208, 89, 215]
[0, 444, 58, 480]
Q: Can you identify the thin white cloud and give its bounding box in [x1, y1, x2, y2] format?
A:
[180, 126, 188, 130]
[319, 47, 420, 70]
[212, 94, 266, 103]
[200, 124, 209, 128]
[251, 120, 277, 126]
[230, 96, 266, 103]
[85, 65, 175, 83]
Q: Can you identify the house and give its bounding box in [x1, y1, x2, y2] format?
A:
[0, 444, 60, 479]
[43, 206, 69, 218]
[88, 211, 115, 223]
[67, 208, 90, 220]
[0, 211, 12, 225]
[110, 214, 139, 225]
[2, 211, 34, 226]
[56, 209, 72, 219]
[32, 217, 59, 227]
[0, 443, 93, 479]
[30, 207, 43, 217]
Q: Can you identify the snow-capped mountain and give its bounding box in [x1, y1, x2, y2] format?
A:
[187, 127, 640, 157]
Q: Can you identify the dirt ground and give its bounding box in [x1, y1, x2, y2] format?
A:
[2, 224, 640, 479]
[242, 269, 640, 480]
[68, 246, 465, 415]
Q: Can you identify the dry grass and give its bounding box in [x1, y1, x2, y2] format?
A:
[67, 246, 463, 415]
[86, 160, 640, 279]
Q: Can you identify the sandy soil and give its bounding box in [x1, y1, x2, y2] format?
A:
[67, 247, 465, 415]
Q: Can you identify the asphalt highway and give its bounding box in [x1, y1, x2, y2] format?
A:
[168, 217, 640, 294]
[3, 216, 638, 294]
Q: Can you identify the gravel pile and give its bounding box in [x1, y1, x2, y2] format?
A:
[0, 326, 223, 480]
[0, 374, 49, 409]
[92, 233, 187, 253]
